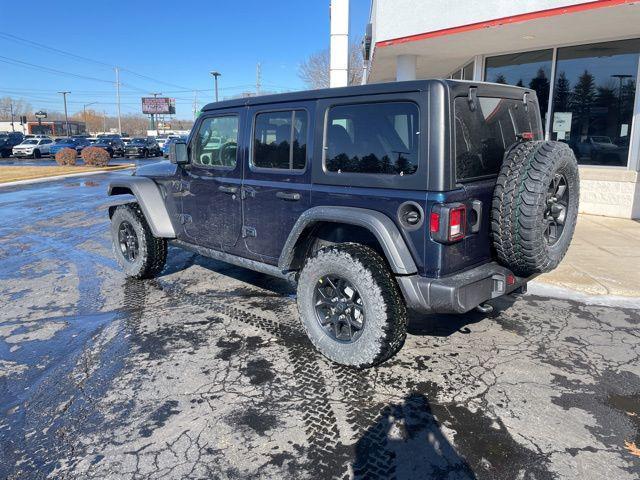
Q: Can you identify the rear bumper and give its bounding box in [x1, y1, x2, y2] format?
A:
[396, 262, 531, 314]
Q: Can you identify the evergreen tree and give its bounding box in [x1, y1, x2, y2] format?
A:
[493, 74, 507, 84]
[553, 72, 571, 112]
[528, 68, 550, 115]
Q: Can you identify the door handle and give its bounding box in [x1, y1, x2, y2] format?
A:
[276, 191, 301, 201]
[218, 185, 238, 194]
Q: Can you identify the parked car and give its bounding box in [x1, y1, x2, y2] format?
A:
[162, 136, 188, 158]
[49, 137, 91, 156]
[0, 132, 25, 157]
[106, 80, 580, 368]
[12, 137, 53, 158]
[154, 136, 169, 149]
[92, 138, 125, 157]
[121, 137, 132, 146]
[124, 137, 161, 158]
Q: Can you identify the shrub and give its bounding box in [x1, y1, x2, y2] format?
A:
[55, 148, 77, 166]
[82, 146, 110, 166]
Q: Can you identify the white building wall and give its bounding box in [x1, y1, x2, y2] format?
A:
[373, 0, 589, 42]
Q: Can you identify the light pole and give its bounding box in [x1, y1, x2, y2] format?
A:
[83, 102, 97, 134]
[611, 74, 632, 132]
[58, 91, 71, 136]
[210, 71, 221, 102]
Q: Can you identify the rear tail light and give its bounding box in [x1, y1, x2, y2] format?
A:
[448, 206, 466, 241]
[430, 203, 467, 244]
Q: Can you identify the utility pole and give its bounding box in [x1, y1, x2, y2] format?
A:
[9, 100, 15, 132]
[210, 71, 221, 102]
[115, 67, 122, 134]
[256, 62, 261, 96]
[103, 111, 107, 133]
[193, 90, 199, 120]
[58, 91, 71, 136]
[83, 102, 97, 133]
[150, 92, 162, 131]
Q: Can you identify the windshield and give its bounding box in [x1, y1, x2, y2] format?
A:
[23, 140, 38, 145]
[57, 138, 74, 144]
[131, 138, 146, 144]
[591, 136, 612, 143]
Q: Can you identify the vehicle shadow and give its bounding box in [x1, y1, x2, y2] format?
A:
[407, 295, 518, 337]
[352, 392, 476, 479]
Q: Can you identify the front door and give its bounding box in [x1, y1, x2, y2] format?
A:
[242, 106, 311, 263]
[180, 112, 243, 251]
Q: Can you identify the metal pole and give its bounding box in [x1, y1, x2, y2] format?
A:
[210, 71, 221, 102]
[58, 91, 71, 136]
[329, 0, 349, 87]
[115, 67, 122, 134]
[150, 92, 162, 132]
[103, 111, 107, 133]
[83, 102, 97, 134]
[9, 101, 14, 132]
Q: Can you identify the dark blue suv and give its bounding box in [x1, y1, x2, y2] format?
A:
[107, 80, 579, 367]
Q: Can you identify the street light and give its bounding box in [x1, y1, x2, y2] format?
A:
[83, 102, 97, 133]
[58, 91, 71, 136]
[210, 71, 221, 102]
[611, 74, 632, 134]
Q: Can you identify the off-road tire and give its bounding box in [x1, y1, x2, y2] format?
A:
[491, 140, 579, 277]
[111, 204, 167, 279]
[297, 243, 407, 368]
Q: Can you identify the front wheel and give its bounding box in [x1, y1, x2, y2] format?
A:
[33, 149, 41, 159]
[110, 204, 167, 279]
[297, 243, 407, 368]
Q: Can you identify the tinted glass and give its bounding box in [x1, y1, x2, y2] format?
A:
[550, 39, 640, 167]
[455, 96, 542, 181]
[485, 49, 553, 130]
[253, 110, 307, 170]
[253, 111, 291, 169]
[193, 115, 238, 167]
[325, 102, 419, 175]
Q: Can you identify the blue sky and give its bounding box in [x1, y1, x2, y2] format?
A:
[0, 0, 370, 118]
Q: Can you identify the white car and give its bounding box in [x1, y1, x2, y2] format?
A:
[12, 138, 54, 158]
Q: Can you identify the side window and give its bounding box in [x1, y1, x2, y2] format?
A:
[253, 110, 307, 170]
[324, 102, 419, 175]
[193, 115, 239, 167]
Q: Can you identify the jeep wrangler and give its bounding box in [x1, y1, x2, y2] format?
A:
[107, 80, 579, 368]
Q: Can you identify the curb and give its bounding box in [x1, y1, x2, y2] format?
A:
[528, 281, 640, 310]
[0, 166, 134, 188]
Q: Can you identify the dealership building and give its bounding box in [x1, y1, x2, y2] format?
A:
[362, 0, 640, 218]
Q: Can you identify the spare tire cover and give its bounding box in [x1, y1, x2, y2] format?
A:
[491, 141, 579, 277]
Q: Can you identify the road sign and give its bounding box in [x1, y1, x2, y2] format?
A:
[34, 111, 47, 119]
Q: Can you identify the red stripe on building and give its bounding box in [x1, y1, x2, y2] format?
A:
[376, 0, 636, 47]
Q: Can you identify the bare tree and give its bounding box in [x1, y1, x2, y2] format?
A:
[0, 97, 33, 120]
[298, 42, 363, 89]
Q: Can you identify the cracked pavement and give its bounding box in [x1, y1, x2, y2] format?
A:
[0, 173, 639, 479]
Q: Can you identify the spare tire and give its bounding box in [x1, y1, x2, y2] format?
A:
[491, 141, 579, 277]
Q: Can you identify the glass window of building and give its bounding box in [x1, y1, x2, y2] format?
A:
[462, 61, 474, 80]
[550, 39, 640, 167]
[484, 49, 553, 130]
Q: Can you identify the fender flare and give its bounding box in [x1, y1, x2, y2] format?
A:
[278, 206, 418, 275]
[107, 177, 176, 238]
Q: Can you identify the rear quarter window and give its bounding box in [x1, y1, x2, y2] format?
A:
[454, 96, 542, 182]
[324, 102, 419, 176]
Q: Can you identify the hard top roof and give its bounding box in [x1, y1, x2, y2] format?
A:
[201, 79, 532, 112]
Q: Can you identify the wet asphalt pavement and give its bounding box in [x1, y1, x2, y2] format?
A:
[0, 172, 639, 480]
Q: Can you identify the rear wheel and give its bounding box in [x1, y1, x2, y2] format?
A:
[111, 204, 167, 279]
[491, 141, 579, 277]
[297, 243, 407, 368]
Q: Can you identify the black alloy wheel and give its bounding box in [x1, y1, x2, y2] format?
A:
[314, 275, 365, 343]
[117, 220, 139, 262]
[544, 173, 568, 245]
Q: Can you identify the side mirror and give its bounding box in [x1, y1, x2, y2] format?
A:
[170, 141, 189, 165]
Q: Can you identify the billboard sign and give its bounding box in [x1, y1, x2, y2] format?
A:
[141, 97, 175, 115]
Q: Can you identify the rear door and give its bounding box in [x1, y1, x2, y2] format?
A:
[451, 92, 543, 272]
[241, 104, 312, 263]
